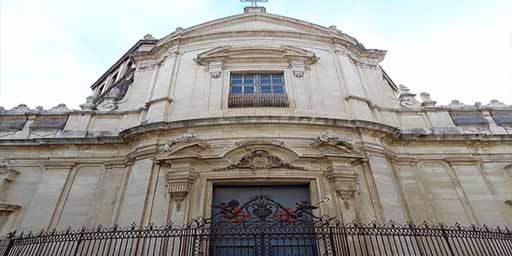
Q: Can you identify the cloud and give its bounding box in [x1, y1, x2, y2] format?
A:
[0, 0, 214, 109]
[1, 0, 511, 109]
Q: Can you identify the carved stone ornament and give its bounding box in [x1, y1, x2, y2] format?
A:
[312, 131, 355, 152]
[0, 168, 19, 201]
[0, 159, 8, 169]
[207, 61, 224, 79]
[326, 169, 358, 210]
[398, 85, 421, 108]
[162, 133, 199, 152]
[214, 150, 304, 171]
[166, 170, 198, 212]
[506, 200, 512, 207]
[420, 92, 437, 107]
[80, 95, 97, 110]
[47, 104, 70, 113]
[289, 61, 309, 78]
[486, 99, 508, 108]
[5, 104, 32, 114]
[96, 97, 118, 112]
[448, 100, 467, 108]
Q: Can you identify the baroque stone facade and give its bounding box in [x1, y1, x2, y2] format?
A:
[0, 7, 511, 234]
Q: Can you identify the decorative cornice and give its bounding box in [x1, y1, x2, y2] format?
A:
[151, 12, 385, 63]
[0, 202, 20, 212]
[194, 45, 318, 79]
[145, 97, 174, 108]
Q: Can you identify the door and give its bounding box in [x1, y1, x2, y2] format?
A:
[210, 185, 318, 256]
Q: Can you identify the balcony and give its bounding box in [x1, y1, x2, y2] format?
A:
[228, 93, 289, 108]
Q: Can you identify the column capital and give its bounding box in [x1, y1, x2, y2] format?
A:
[325, 169, 358, 210]
[165, 168, 199, 212]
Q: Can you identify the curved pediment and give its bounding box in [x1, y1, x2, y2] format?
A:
[162, 12, 334, 43]
[194, 45, 318, 66]
[151, 11, 385, 64]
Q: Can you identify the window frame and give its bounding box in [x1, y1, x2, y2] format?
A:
[230, 72, 286, 95]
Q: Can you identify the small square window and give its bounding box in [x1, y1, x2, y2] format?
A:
[261, 86, 272, 93]
[244, 86, 255, 93]
[273, 86, 284, 93]
[272, 77, 283, 85]
[231, 86, 243, 93]
[243, 75, 254, 84]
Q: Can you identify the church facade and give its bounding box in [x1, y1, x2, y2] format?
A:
[0, 6, 511, 235]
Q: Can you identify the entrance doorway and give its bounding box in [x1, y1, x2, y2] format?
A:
[210, 185, 318, 256]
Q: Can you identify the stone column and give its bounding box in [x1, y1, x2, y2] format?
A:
[166, 169, 198, 225]
[326, 162, 358, 223]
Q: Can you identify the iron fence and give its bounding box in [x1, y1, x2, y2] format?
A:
[0, 220, 510, 256]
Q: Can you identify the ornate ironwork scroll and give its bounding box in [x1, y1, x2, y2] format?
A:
[210, 194, 323, 228]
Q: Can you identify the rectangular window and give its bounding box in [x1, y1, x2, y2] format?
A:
[229, 73, 289, 108]
[230, 73, 285, 94]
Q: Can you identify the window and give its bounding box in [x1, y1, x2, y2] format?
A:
[97, 83, 105, 96]
[228, 73, 289, 108]
[230, 73, 285, 94]
[111, 73, 119, 84]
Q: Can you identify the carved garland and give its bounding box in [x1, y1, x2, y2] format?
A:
[213, 150, 305, 171]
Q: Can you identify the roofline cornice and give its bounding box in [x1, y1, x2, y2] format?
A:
[136, 12, 385, 64]
[0, 116, 511, 146]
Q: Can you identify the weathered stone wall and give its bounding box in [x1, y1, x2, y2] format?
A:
[0, 120, 510, 234]
[0, 7, 511, 234]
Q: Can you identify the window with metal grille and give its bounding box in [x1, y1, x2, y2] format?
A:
[229, 73, 289, 108]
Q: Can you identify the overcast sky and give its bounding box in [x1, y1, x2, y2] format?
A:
[1, 0, 511, 109]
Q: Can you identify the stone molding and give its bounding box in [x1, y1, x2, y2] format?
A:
[165, 169, 199, 212]
[0, 203, 20, 213]
[194, 45, 318, 79]
[149, 12, 386, 66]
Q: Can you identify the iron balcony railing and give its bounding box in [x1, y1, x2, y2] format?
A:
[228, 93, 289, 108]
[0, 220, 510, 256]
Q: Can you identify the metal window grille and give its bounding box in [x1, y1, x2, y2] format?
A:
[449, 111, 488, 126]
[491, 110, 512, 126]
[0, 116, 27, 131]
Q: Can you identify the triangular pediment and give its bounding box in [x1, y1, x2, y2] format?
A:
[178, 13, 333, 38]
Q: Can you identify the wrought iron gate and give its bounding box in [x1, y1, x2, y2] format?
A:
[0, 192, 511, 256]
[205, 193, 326, 256]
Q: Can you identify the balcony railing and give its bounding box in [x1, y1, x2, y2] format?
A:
[0, 220, 510, 256]
[228, 93, 289, 108]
